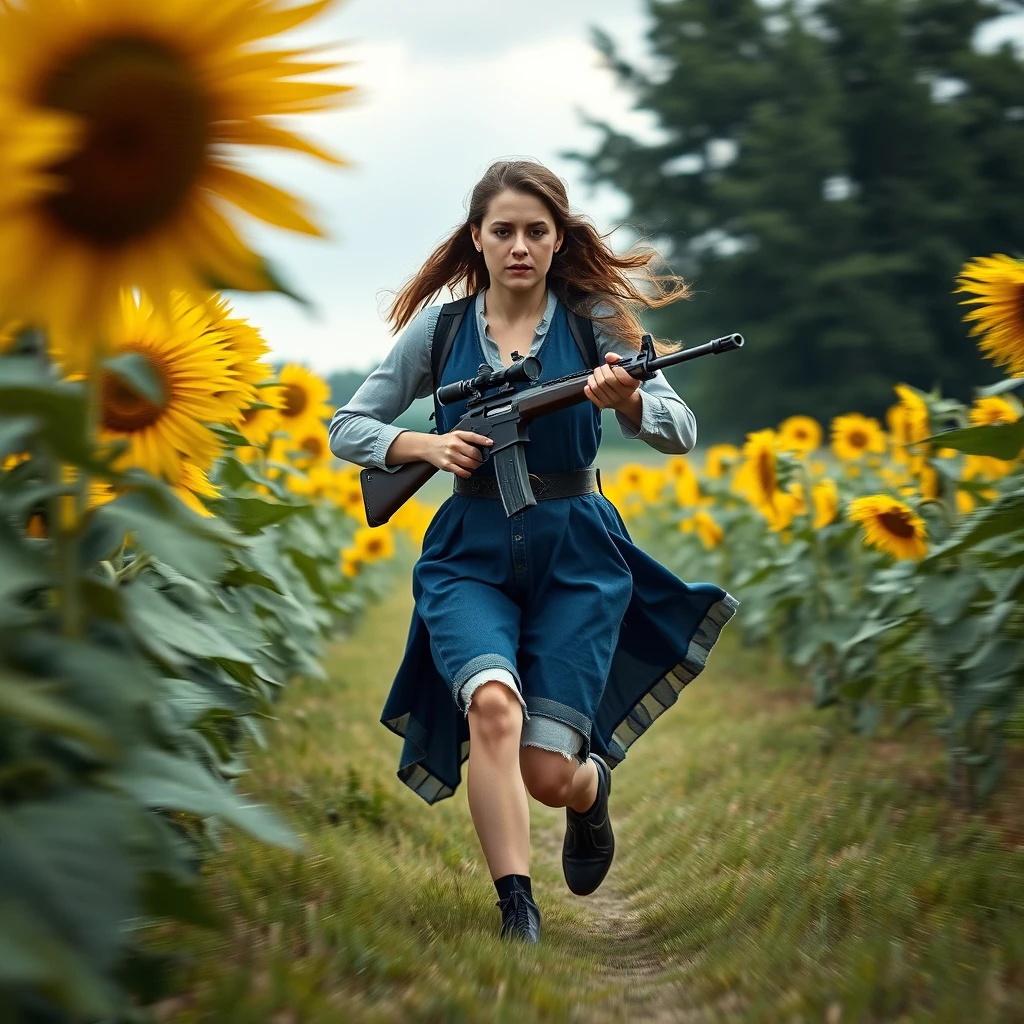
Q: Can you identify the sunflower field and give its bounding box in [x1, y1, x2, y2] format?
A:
[0, 0, 446, 1018]
[604, 253, 1024, 810]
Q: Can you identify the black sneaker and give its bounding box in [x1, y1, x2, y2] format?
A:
[562, 753, 615, 896]
[496, 885, 542, 943]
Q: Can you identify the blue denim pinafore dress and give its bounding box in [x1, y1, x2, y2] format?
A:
[380, 296, 738, 803]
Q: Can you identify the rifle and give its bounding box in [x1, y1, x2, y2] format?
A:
[360, 331, 744, 526]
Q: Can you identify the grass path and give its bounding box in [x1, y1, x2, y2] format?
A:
[153, 564, 1023, 1023]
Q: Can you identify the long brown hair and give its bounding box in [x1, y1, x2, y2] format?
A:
[387, 160, 690, 353]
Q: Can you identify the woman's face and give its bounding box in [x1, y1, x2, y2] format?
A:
[471, 189, 563, 292]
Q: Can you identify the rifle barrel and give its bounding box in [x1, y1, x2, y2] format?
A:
[647, 333, 743, 374]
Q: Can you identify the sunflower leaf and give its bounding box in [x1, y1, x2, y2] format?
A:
[208, 423, 250, 448]
[101, 353, 165, 406]
[206, 495, 312, 534]
[921, 420, 1024, 460]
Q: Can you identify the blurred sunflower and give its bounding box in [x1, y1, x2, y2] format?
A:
[353, 523, 394, 562]
[0, 322, 19, 353]
[291, 420, 332, 466]
[777, 415, 822, 455]
[955, 254, 1024, 377]
[811, 478, 839, 528]
[94, 289, 245, 499]
[887, 386, 931, 464]
[969, 395, 1020, 427]
[703, 443, 740, 480]
[0, 0, 351, 340]
[848, 495, 927, 560]
[830, 413, 886, 461]
[685, 508, 723, 549]
[237, 387, 284, 446]
[956, 490, 975, 515]
[615, 463, 646, 493]
[340, 547, 361, 578]
[667, 457, 700, 506]
[962, 453, 1012, 483]
[201, 293, 275, 419]
[277, 363, 332, 434]
[732, 429, 781, 511]
[0, 90, 77, 222]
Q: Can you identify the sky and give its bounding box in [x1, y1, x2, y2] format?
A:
[227, 0, 1024, 377]
[226, 0, 663, 375]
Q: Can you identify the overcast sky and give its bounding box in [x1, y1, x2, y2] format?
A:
[225, 0, 662, 375]
[227, 0, 1024, 376]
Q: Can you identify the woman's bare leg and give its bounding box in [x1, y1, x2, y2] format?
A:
[520, 746, 598, 811]
[466, 681, 531, 879]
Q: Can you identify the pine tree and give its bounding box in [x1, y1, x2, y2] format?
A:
[574, 0, 1024, 438]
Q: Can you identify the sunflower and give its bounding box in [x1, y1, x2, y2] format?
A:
[887, 387, 931, 464]
[615, 463, 646, 494]
[277, 363, 333, 435]
[668, 457, 700, 506]
[201, 293, 275, 418]
[969, 395, 1020, 427]
[237, 386, 284, 446]
[0, 0, 351, 341]
[340, 547, 361, 578]
[962, 453, 1012, 482]
[0, 91, 77, 218]
[831, 413, 886, 461]
[777, 415, 822, 455]
[955, 254, 1024, 377]
[353, 524, 394, 562]
[703, 443, 740, 480]
[732, 428, 781, 511]
[94, 288, 245, 487]
[764, 484, 804, 532]
[956, 490, 975, 515]
[688, 509, 723, 549]
[847, 495, 927, 560]
[0, 321, 19, 353]
[811, 478, 839, 528]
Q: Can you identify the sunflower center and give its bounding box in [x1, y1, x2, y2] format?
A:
[40, 37, 209, 247]
[878, 510, 916, 539]
[300, 435, 325, 459]
[101, 348, 170, 432]
[365, 538, 383, 556]
[282, 384, 309, 418]
[756, 450, 775, 494]
[849, 429, 868, 449]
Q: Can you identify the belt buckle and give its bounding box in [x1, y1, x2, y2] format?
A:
[527, 473, 549, 498]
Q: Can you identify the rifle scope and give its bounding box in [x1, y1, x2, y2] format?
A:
[436, 352, 542, 406]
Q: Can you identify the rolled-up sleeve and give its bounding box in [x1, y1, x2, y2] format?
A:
[594, 322, 697, 454]
[328, 306, 439, 473]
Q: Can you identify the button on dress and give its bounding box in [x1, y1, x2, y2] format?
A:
[380, 296, 738, 804]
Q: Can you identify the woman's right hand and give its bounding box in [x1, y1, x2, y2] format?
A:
[423, 430, 494, 478]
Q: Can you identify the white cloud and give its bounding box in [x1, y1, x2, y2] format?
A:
[224, 2, 660, 374]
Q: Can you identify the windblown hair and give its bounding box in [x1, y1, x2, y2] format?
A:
[387, 159, 690, 353]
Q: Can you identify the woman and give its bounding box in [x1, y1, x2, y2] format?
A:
[329, 160, 738, 944]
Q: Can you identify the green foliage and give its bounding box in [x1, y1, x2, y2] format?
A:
[0, 354, 393, 1021]
[573, 0, 1024, 436]
[631, 381, 1023, 805]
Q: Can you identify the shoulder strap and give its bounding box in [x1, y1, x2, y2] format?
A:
[566, 309, 600, 371]
[430, 295, 474, 395]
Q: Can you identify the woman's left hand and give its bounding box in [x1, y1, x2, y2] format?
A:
[584, 353, 642, 412]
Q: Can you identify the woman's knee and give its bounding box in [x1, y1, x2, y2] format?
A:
[519, 746, 578, 807]
[467, 680, 523, 745]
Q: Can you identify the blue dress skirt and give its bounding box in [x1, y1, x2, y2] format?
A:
[380, 298, 738, 804]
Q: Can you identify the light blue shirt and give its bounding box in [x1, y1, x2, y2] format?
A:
[328, 288, 697, 472]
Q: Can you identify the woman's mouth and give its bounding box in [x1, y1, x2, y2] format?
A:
[508, 265, 532, 274]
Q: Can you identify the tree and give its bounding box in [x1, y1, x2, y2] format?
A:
[573, 0, 1024, 439]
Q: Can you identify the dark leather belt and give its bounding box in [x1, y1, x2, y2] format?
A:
[453, 467, 600, 501]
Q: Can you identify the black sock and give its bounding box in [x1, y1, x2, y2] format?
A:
[494, 874, 532, 903]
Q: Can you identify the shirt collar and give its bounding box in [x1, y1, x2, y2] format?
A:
[476, 287, 558, 339]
